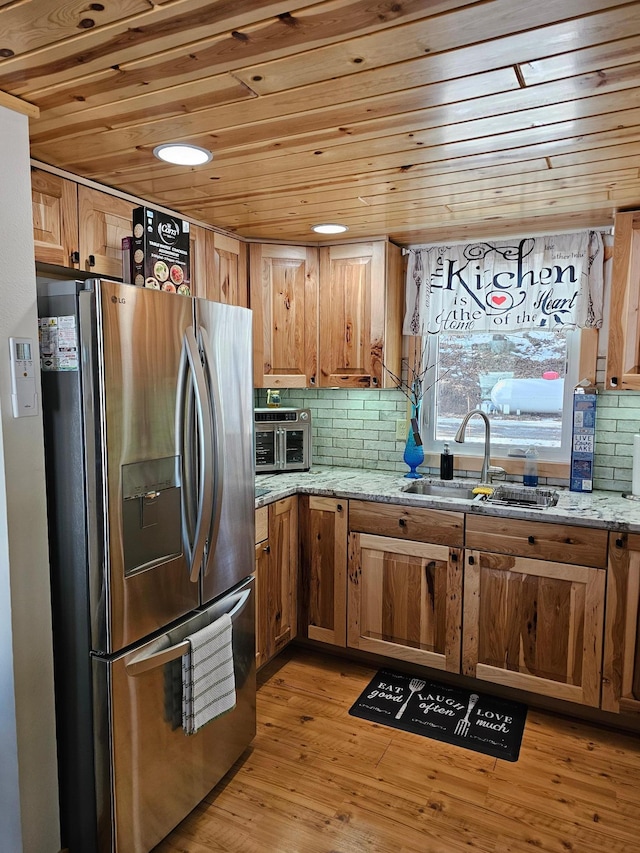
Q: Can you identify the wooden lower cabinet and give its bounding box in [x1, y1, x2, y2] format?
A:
[254, 498, 298, 669]
[347, 532, 463, 671]
[299, 495, 348, 646]
[463, 514, 608, 707]
[602, 532, 640, 715]
[462, 549, 606, 707]
[256, 494, 618, 715]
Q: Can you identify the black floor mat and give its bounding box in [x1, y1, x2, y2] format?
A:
[349, 669, 527, 762]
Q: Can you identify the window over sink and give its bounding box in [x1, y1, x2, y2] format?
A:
[421, 329, 582, 464]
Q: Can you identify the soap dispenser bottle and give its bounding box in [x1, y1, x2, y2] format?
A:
[440, 442, 454, 480]
[523, 446, 539, 487]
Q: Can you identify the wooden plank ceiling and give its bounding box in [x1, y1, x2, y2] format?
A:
[3, 0, 640, 245]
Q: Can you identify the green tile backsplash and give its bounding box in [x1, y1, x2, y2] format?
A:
[255, 387, 410, 473]
[592, 390, 640, 492]
[254, 388, 640, 491]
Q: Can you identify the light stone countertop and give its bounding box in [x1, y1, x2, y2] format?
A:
[255, 465, 640, 533]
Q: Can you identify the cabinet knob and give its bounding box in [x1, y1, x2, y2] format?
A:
[70, 250, 80, 265]
[468, 555, 475, 565]
[451, 552, 458, 563]
[528, 535, 535, 544]
[616, 537, 625, 548]
[372, 377, 378, 386]
[336, 503, 343, 512]
[398, 518, 406, 527]
[309, 376, 316, 385]
[88, 254, 96, 268]
[263, 545, 271, 554]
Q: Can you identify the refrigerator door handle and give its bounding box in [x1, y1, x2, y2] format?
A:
[176, 341, 197, 555]
[183, 326, 214, 583]
[124, 587, 251, 676]
[199, 328, 224, 576]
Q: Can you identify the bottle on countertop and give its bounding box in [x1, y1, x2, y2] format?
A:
[523, 446, 539, 487]
[440, 442, 454, 480]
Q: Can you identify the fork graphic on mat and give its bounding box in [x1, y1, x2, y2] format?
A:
[455, 693, 479, 737]
[395, 679, 426, 720]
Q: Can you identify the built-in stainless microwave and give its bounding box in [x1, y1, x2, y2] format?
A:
[254, 408, 312, 473]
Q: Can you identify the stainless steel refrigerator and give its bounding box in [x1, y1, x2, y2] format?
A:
[37, 278, 256, 853]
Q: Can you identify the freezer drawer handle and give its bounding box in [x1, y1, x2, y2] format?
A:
[125, 587, 251, 677]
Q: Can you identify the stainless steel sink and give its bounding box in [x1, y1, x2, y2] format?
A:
[486, 485, 559, 508]
[403, 480, 478, 500]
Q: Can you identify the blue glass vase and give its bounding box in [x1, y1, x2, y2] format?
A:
[403, 405, 424, 478]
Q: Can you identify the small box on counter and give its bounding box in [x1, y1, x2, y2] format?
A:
[570, 384, 597, 493]
[131, 207, 191, 295]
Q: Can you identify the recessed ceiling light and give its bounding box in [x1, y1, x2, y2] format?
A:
[153, 143, 213, 166]
[311, 223, 349, 234]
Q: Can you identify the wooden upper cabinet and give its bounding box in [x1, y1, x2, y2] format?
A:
[213, 233, 247, 307]
[191, 228, 246, 304]
[318, 240, 403, 388]
[78, 187, 135, 279]
[606, 210, 640, 390]
[602, 532, 640, 715]
[188, 223, 207, 298]
[250, 243, 319, 388]
[31, 168, 79, 268]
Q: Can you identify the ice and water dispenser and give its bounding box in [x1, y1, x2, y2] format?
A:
[122, 456, 182, 575]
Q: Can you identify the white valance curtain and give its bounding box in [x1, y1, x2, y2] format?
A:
[403, 231, 604, 336]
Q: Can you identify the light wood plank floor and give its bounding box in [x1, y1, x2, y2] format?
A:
[154, 647, 640, 853]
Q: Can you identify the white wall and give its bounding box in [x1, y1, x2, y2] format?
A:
[0, 105, 61, 851]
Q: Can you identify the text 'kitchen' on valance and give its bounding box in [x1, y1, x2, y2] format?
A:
[403, 231, 604, 336]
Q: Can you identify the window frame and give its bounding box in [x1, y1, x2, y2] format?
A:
[411, 330, 598, 479]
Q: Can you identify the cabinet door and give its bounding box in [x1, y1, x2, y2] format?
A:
[78, 187, 135, 278]
[299, 496, 347, 646]
[255, 535, 270, 670]
[348, 533, 462, 672]
[463, 550, 606, 707]
[318, 241, 402, 389]
[213, 233, 247, 307]
[602, 533, 640, 715]
[31, 169, 79, 268]
[250, 243, 318, 388]
[196, 231, 247, 306]
[189, 223, 208, 298]
[255, 498, 298, 669]
[606, 210, 640, 390]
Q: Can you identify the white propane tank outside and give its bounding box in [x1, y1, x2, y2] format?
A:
[490, 377, 564, 414]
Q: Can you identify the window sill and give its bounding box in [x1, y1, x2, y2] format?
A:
[423, 452, 569, 481]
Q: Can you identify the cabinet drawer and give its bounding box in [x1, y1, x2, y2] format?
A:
[255, 506, 268, 545]
[465, 514, 608, 568]
[349, 500, 463, 547]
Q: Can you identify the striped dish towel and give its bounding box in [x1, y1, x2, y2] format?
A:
[182, 612, 236, 736]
